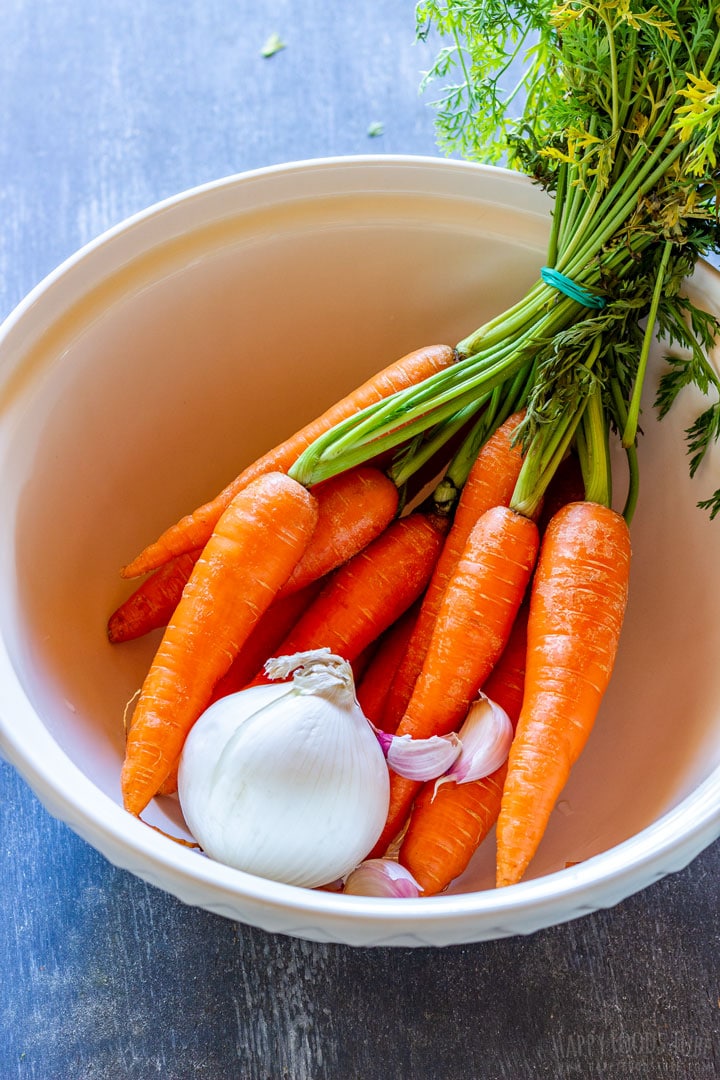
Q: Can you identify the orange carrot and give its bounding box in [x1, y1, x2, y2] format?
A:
[107, 550, 202, 643]
[109, 466, 397, 643]
[156, 581, 322, 797]
[370, 504, 540, 857]
[252, 511, 449, 675]
[210, 580, 323, 702]
[496, 501, 631, 888]
[120, 471, 318, 815]
[380, 411, 526, 732]
[280, 466, 399, 595]
[481, 604, 529, 722]
[398, 604, 529, 895]
[121, 344, 456, 579]
[156, 768, 182, 798]
[386, 428, 558, 907]
[351, 642, 377, 686]
[355, 603, 420, 729]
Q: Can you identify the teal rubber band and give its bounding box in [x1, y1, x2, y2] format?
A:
[541, 266, 606, 309]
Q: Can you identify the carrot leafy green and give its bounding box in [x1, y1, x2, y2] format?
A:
[290, 1, 720, 518]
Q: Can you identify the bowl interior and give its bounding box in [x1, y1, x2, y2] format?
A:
[1, 158, 720, 902]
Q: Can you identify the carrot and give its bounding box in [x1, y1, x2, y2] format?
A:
[210, 580, 323, 702]
[121, 344, 456, 579]
[120, 471, 318, 816]
[156, 768, 182, 798]
[279, 466, 399, 596]
[496, 501, 631, 888]
[370, 503, 540, 858]
[350, 642, 377, 686]
[481, 603, 529, 722]
[109, 466, 397, 643]
[380, 411, 526, 732]
[107, 550, 202, 643]
[252, 511, 449, 676]
[156, 580, 322, 796]
[398, 604, 529, 895]
[355, 603, 420, 729]
[393, 444, 581, 868]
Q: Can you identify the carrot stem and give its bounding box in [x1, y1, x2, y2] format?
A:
[576, 384, 612, 509]
[510, 338, 603, 519]
[443, 363, 534, 492]
[622, 239, 673, 448]
[609, 378, 640, 524]
[289, 300, 576, 487]
[388, 397, 487, 492]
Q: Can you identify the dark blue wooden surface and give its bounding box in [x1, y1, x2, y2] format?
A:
[1, 4, 719, 1078]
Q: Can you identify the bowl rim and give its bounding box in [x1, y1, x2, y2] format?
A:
[1, 153, 719, 940]
[0, 153, 540, 334]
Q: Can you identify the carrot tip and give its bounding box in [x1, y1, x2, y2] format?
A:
[120, 558, 147, 580]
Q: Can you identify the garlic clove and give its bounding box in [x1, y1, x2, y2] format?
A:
[344, 858, 423, 897]
[435, 693, 514, 791]
[373, 726, 462, 780]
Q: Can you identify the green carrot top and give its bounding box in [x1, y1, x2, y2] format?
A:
[291, 0, 720, 521]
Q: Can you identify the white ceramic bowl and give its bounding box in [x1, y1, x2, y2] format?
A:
[1, 157, 719, 947]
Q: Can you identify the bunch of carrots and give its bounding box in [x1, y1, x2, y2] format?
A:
[111, 341, 631, 891]
[111, 1, 720, 891]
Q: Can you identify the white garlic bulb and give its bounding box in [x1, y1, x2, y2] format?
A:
[178, 650, 390, 889]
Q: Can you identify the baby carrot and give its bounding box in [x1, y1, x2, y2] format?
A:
[120, 471, 318, 816]
[371, 503, 540, 857]
[496, 501, 631, 888]
[254, 511, 449, 673]
[121, 344, 455, 578]
[380, 411, 526, 732]
[107, 550, 202, 643]
[398, 604, 529, 895]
